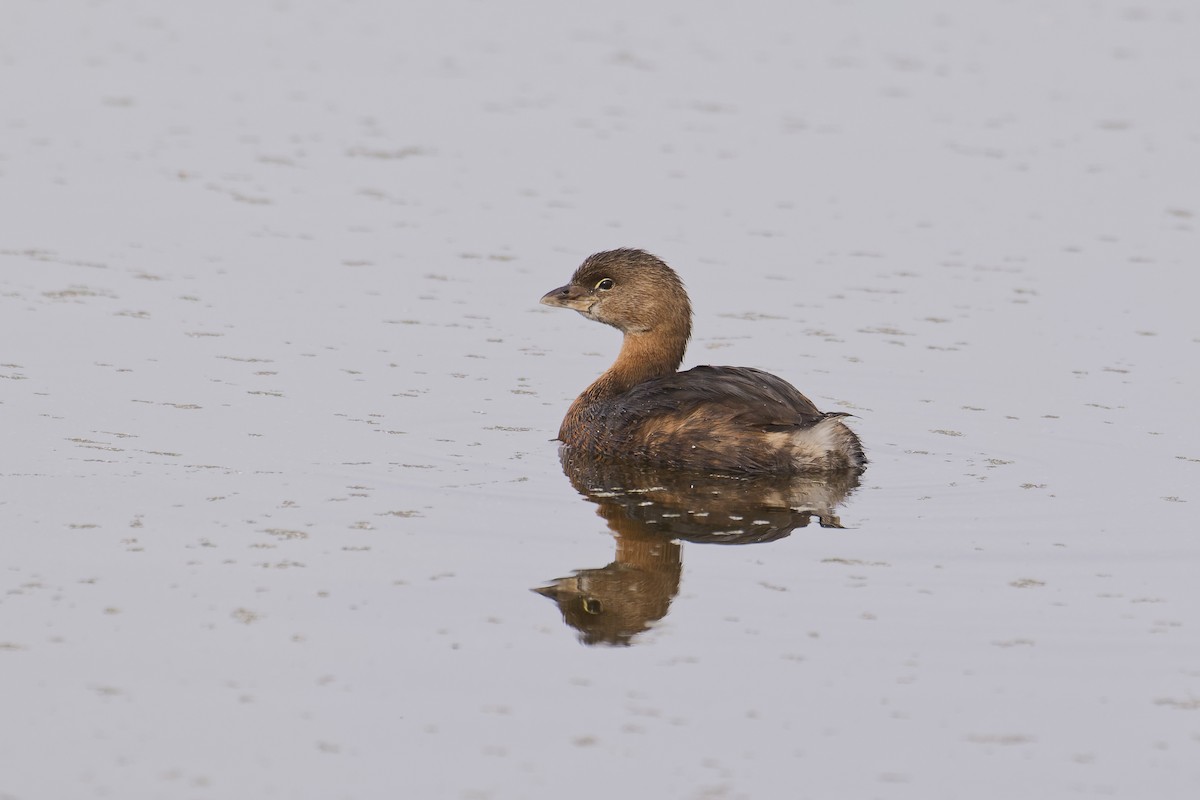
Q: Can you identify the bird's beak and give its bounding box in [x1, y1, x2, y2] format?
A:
[540, 284, 593, 312]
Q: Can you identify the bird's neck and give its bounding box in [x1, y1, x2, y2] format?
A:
[587, 324, 689, 398]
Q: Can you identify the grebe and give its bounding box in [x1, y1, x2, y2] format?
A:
[541, 249, 865, 473]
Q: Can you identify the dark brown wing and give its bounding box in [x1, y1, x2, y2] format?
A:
[615, 365, 828, 430]
[577, 366, 840, 471]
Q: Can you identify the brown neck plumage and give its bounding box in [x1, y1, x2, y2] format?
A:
[586, 320, 690, 399]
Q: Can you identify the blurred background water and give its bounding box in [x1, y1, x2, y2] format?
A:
[2, 1, 1198, 798]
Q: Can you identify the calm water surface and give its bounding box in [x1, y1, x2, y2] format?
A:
[2, 1, 1198, 798]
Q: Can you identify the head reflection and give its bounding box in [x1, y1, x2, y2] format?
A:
[535, 451, 861, 646]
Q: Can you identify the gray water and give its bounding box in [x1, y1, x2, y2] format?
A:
[3, 1, 1198, 798]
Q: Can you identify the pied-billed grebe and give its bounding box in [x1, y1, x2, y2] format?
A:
[541, 249, 865, 473]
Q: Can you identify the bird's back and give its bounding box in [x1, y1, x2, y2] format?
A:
[560, 365, 864, 473]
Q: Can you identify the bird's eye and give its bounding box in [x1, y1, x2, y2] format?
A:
[582, 598, 603, 615]
[595, 278, 614, 291]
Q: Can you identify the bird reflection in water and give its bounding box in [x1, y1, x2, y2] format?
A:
[535, 450, 861, 646]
